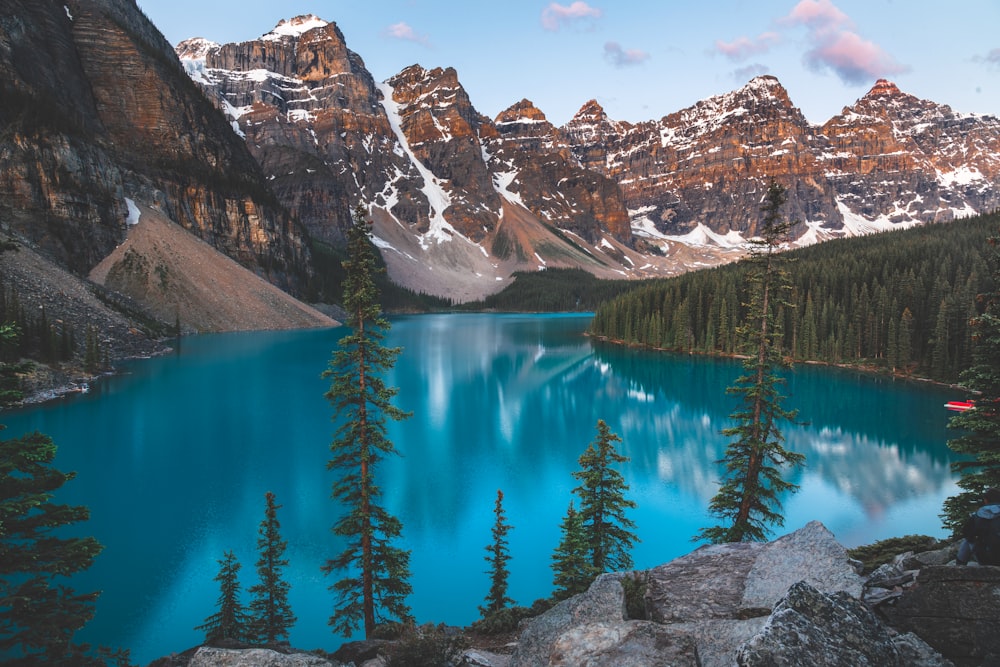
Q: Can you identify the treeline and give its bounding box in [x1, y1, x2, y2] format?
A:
[590, 212, 1000, 383]
[0, 277, 111, 372]
[307, 238, 453, 312]
[466, 268, 637, 312]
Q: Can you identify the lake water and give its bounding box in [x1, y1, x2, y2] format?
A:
[1, 313, 961, 663]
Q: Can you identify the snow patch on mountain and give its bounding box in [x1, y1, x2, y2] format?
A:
[836, 200, 917, 236]
[938, 166, 985, 187]
[263, 15, 328, 41]
[124, 198, 140, 226]
[377, 81, 461, 249]
[667, 223, 746, 249]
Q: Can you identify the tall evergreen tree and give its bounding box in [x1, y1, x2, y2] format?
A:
[321, 205, 413, 638]
[248, 491, 296, 643]
[572, 419, 638, 572]
[196, 550, 249, 643]
[0, 430, 106, 664]
[479, 489, 515, 617]
[942, 236, 1000, 533]
[697, 180, 805, 544]
[551, 502, 597, 600]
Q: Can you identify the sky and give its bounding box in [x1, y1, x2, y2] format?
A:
[136, 0, 1000, 126]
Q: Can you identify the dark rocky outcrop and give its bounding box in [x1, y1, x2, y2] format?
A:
[737, 582, 906, 666]
[877, 565, 1000, 667]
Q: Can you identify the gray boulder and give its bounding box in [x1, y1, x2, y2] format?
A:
[187, 647, 337, 667]
[511, 521, 865, 667]
[736, 581, 901, 666]
[508, 573, 699, 667]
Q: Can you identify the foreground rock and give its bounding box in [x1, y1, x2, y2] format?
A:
[187, 647, 336, 666]
[510, 521, 952, 667]
[736, 581, 944, 666]
[877, 565, 1000, 667]
[160, 521, 991, 666]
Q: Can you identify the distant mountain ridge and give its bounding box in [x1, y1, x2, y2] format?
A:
[177, 14, 1000, 299]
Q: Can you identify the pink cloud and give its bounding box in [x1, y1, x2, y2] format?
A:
[541, 2, 603, 32]
[805, 30, 908, 83]
[783, 0, 852, 31]
[715, 32, 780, 61]
[604, 41, 650, 67]
[779, 0, 908, 85]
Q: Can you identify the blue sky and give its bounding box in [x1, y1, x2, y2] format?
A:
[137, 0, 999, 126]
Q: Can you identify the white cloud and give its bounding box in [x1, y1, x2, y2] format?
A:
[383, 22, 430, 46]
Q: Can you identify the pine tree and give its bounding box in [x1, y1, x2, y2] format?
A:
[572, 419, 638, 572]
[0, 430, 106, 665]
[248, 491, 296, 644]
[0, 323, 28, 406]
[551, 502, 597, 599]
[197, 550, 249, 643]
[697, 180, 805, 544]
[321, 205, 413, 638]
[480, 489, 515, 617]
[941, 236, 1000, 534]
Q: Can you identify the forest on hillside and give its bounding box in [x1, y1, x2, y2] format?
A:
[589, 212, 1000, 384]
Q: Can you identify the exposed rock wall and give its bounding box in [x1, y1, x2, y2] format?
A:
[179, 19, 633, 251]
[564, 76, 1000, 241]
[0, 0, 312, 292]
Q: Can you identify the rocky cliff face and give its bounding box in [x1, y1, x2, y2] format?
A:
[565, 76, 1000, 246]
[821, 79, 1000, 229]
[176, 15, 1000, 299]
[180, 16, 421, 248]
[488, 99, 631, 246]
[0, 0, 311, 292]
[178, 18, 649, 298]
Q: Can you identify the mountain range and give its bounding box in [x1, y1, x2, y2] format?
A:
[2, 2, 999, 333]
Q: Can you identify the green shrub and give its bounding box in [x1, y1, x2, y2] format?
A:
[622, 571, 648, 620]
[384, 624, 465, 667]
[846, 534, 944, 574]
[469, 597, 557, 635]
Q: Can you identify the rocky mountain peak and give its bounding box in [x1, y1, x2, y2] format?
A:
[733, 74, 796, 112]
[262, 14, 329, 41]
[866, 78, 904, 98]
[175, 37, 219, 60]
[496, 98, 549, 125]
[387, 64, 466, 104]
[570, 99, 609, 125]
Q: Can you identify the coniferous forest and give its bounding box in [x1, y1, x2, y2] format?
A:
[589, 212, 1000, 384]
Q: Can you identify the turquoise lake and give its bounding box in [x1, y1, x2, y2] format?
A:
[0, 313, 961, 663]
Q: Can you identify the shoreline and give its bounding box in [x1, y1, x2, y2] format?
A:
[586, 332, 968, 393]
